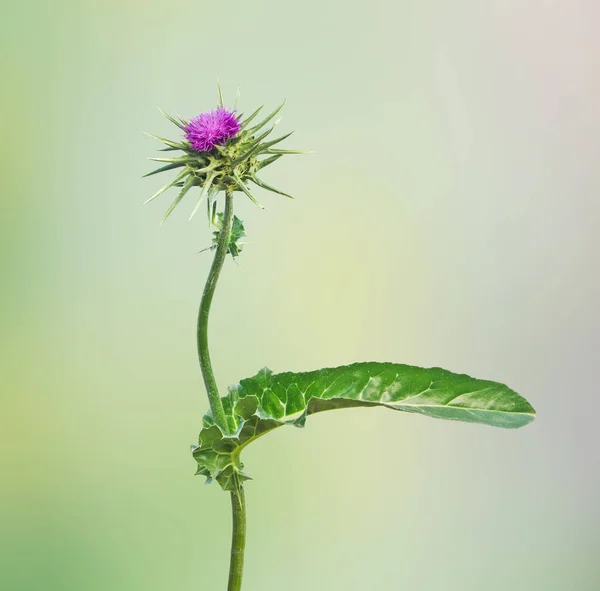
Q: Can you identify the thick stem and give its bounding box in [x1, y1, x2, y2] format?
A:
[196, 189, 234, 433]
[227, 484, 247, 591]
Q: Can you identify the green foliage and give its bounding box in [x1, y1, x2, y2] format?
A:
[204, 214, 246, 258]
[192, 362, 536, 491]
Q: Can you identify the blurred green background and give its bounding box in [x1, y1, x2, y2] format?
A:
[2, 1, 599, 589]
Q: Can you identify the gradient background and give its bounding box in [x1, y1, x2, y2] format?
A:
[2, 1, 599, 589]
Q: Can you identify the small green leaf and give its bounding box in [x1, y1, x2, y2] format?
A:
[211, 214, 246, 257]
[193, 362, 536, 491]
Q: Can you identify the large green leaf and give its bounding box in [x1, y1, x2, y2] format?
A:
[192, 362, 535, 491]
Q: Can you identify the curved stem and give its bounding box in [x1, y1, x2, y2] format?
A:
[227, 484, 247, 591]
[197, 189, 234, 433]
[196, 189, 248, 589]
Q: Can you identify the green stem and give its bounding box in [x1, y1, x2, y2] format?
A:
[196, 189, 234, 433]
[227, 484, 247, 591]
[196, 189, 247, 589]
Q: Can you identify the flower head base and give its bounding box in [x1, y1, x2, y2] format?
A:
[185, 108, 241, 153]
[145, 89, 310, 226]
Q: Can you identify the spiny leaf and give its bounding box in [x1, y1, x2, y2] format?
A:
[231, 125, 277, 166]
[158, 106, 187, 131]
[217, 82, 224, 108]
[211, 214, 246, 258]
[150, 155, 192, 164]
[142, 162, 185, 178]
[145, 132, 188, 151]
[161, 175, 196, 223]
[192, 362, 536, 491]
[265, 148, 313, 155]
[145, 168, 189, 204]
[189, 172, 218, 221]
[233, 173, 263, 208]
[152, 155, 214, 172]
[248, 124, 278, 147]
[246, 101, 285, 135]
[196, 160, 222, 174]
[257, 131, 294, 153]
[251, 176, 294, 198]
[256, 154, 283, 171]
[240, 105, 263, 129]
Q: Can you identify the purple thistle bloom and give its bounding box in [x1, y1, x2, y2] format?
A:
[184, 107, 241, 153]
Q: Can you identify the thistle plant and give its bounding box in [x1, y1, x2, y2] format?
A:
[145, 88, 536, 591]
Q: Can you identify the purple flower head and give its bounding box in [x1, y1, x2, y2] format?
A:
[184, 107, 240, 153]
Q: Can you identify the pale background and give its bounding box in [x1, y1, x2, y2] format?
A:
[1, 1, 599, 589]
